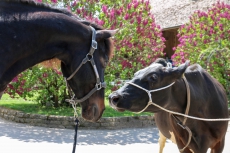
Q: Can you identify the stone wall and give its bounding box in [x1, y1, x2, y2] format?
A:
[0, 106, 229, 130]
[0, 106, 155, 129]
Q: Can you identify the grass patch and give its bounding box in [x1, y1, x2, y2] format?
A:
[0, 94, 152, 117]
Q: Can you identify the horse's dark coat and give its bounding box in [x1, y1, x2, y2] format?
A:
[109, 59, 229, 152]
[0, 0, 116, 122]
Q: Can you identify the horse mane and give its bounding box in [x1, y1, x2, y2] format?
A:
[3, 0, 75, 17]
[3, 0, 114, 69]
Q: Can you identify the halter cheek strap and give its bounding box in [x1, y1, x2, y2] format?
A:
[65, 26, 106, 104]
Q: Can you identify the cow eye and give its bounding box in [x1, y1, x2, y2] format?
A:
[149, 74, 158, 82]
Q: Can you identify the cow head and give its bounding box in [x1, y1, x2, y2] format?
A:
[109, 59, 189, 113]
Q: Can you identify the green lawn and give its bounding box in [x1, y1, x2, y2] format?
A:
[0, 94, 152, 117]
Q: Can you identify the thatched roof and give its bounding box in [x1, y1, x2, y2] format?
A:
[150, 0, 229, 29]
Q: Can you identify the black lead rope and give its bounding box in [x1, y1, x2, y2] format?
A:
[72, 118, 79, 153]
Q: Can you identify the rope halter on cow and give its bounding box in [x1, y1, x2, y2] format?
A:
[125, 62, 230, 152]
[126, 73, 192, 152]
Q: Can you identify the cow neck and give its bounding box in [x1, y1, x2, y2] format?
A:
[171, 75, 192, 152]
[126, 75, 192, 152]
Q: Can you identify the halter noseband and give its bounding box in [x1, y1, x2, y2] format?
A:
[65, 26, 106, 104]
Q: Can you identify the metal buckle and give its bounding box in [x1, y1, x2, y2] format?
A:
[92, 40, 97, 49]
[96, 83, 102, 90]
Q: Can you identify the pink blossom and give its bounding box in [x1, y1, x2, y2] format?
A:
[193, 41, 197, 46]
[54, 69, 62, 75]
[110, 8, 115, 19]
[220, 33, 225, 39]
[71, 0, 78, 7]
[102, 5, 108, 14]
[119, 7, 124, 13]
[172, 47, 176, 51]
[43, 73, 48, 78]
[12, 77, 18, 82]
[143, 19, 148, 26]
[8, 84, 14, 89]
[209, 28, 214, 35]
[51, 0, 57, 3]
[124, 14, 129, 20]
[145, 0, 150, 7]
[203, 39, 207, 44]
[116, 9, 121, 16]
[133, 1, 139, 9]
[76, 9, 81, 14]
[127, 3, 132, 10]
[136, 16, 142, 24]
[130, 19, 134, 24]
[171, 53, 177, 59]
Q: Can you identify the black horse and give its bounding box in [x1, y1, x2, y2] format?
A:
[0, 0, 117, 122]
[109, 58, 229, 152]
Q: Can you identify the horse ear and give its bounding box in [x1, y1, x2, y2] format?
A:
[169, 60, 190, 79]
[96, 29, 118, 40]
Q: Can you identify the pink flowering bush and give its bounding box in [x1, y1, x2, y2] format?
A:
[172, 1, 230, 93]
[72, 0, 165, 91]
[6, 64, 68, 108]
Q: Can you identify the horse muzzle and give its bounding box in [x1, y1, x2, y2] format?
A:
[81, 97, 105, 122]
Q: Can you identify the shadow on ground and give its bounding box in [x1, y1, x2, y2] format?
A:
[0, 118, 159, 145]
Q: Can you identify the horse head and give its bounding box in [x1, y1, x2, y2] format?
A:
[60, 25, 117, 122]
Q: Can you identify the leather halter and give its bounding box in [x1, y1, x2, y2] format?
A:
[65, 26, 106, 104]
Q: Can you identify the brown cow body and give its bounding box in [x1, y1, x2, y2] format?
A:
[109, 59, 229, 153]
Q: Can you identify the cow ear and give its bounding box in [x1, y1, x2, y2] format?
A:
[169, 60, 190, 79]
[96, 29, 118, 41]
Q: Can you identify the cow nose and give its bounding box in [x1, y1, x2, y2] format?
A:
[109, 93, 120, 106]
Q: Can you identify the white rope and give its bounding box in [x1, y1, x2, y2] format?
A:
[126, 82, 230, 121]
[150, 102, 230, 121]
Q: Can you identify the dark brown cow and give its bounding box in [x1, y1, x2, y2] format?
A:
[109, 58, 229, 153]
